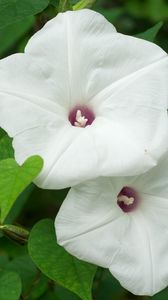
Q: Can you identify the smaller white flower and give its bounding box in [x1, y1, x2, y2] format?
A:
[56, 156, 168, 296]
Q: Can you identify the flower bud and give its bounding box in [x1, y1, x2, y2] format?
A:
[0, 224, 29, 245]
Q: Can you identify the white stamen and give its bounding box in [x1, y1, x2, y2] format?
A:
[74, 110, 88, 128]
[117, 195, 134, 206]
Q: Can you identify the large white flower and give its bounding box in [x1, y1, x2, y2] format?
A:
[0, 9, 168, 189]
[56, 156, 168, 296]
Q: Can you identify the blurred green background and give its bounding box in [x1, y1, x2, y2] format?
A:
[0, 0, 168, 299]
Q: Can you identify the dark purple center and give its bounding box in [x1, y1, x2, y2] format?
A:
[117, 186, 140, 213]
[69, 105, 95, 128]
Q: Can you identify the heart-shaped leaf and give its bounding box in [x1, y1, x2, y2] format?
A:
[0, 156, 43, 223]
[0, 127, 6, 139]
[0, 134, 14, 160]
[28, 219, 96, 300]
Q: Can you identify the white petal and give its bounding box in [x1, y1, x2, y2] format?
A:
[88, 117, 157, 176]
[56, 177, 168, 295]
[0, 54, 65, 136]
[12, 112, 160, 189]
[109, 208, 168, 296]
[135, 155, 168, 198]
[25, 9, 167, 107]
[55, 178, 127, 266]
[12, 122, 70, 187]
[91, 57, 168, 170]
[33, 115, 156, 189]
[35, 126, 99, 189]
[13, 124, 97, 189]
[25, 9, 116, 106]
[130, 196, 168, 295]
[91, 52, 168, 110]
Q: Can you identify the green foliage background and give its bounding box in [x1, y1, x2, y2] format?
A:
[0, 1, 168, 300]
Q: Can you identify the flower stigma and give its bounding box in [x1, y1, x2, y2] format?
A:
[69, 105, 95, 128]
[117, 186, 140, 213]
[74, 110, 88, 127]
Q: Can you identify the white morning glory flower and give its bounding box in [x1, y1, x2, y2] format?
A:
[0, 9, 168, 189]
[55, 156, 168, 296]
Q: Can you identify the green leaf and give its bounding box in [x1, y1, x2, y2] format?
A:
[5, 184, 34, 224]
[0, 0, 49, 29]
[0, 16, 35, 57]
[0, 271, 22, 300]
[50, 0, 59, 8]
[58, 0, 72, 12]
[0, 127, 6, 139]
[28, 219, 96, 300]
[0, 156, 43, 223]
[73, 0, 96, 10]
[5, 255, 48, 297]
[0, 255, 8, 270]
[136, 21, 163, 42]
[4, 255, 37, 292]
[0, 134, 14, 160]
